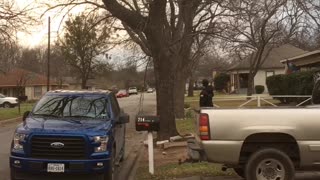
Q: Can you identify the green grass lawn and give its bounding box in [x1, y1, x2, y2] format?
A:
[176, 117, 196, 135]
[0, 103, 34, 121]
[135, 162, 235, 180]
[185, 93, 281, 109]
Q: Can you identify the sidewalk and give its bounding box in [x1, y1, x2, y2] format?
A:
[0, 117, 21, 125]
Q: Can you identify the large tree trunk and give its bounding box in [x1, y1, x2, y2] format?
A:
[247, 73, 255, 96]
[102, 0, 199, 141]
[81, 78, 87, 89]
[154, 56, 179, 140]
[174, 74, 187, 119]
[188, 77, 195, 97]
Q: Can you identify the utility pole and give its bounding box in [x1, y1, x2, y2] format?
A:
[47, 16, 51, 92]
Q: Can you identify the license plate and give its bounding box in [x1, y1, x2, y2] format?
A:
[47, 163, 65, 173]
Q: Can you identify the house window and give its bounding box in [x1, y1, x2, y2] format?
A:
[34, 86, 42, 98]
[3, 89, 8, 96]
[266, 71, 275, 78]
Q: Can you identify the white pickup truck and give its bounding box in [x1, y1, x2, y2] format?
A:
[188, 81, 320, 180]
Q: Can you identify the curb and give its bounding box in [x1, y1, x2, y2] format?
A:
[127, 144, 145, 180]
[0, 117, 22, 125]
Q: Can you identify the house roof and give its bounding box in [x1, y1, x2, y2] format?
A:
[228, 44, 307, 71]
[279, 49, 320, 67]
[280, 50, 320, 63]
[64, 77, 96, 87]
[0, 68, 60, 87]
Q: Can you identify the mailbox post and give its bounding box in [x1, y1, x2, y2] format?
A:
[147, 131, 154, 174]
[136, 115, 160, 175]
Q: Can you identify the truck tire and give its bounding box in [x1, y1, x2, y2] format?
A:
[102, 148, 116, 180]
[10, 169, 19, 180]
[245, 148, 294, 180]
[233, 167, 245, 178]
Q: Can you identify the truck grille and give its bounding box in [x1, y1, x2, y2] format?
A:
[31, 136, 87, 160]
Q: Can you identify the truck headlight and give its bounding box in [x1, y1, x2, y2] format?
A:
[94, 136, 108, 153]
[13, 133, 26, 151]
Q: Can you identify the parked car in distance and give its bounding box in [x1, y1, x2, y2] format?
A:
[10, 90, 129, 180]
[0, 93, 18, 108]
[116, 89, 129, 98]
[147, 88, 154, 93]
[128, 87, 138, 95]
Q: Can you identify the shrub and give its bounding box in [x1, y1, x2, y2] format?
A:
[185, 110, 194, 119]
[18, 96, 28, 102]
[255, 85, 265, 94]
[184, 103, 191, 109]
[214, 73, 230, 91]
[266, 71, 315, 104]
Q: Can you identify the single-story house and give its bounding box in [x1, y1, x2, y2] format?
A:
[0, 68, 68, 100]
[228, 44, 307, 94]
[280, 50, 320, 71]
[64, 77, 97, 90]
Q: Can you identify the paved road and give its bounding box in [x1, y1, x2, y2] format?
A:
[0, 93, 156, 180]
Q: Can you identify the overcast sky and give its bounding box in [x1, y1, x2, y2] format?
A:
[15, 0, 87, 47]
[13, 0, 146, 69]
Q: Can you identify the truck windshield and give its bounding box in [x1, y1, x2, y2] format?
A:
[32, 94, 110, 119]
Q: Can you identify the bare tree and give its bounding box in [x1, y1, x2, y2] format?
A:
[0, 42, 19, 73]
[103, 0, 228, 139]
[16, 70, 32, 97]
[175, 33, 212, 117]
[44, 0, 225, 139]
[296, 0, 320, 27]
[218, 0, 303, 96]
[0, 0, 36, 72]
[17, 47, 45, 73]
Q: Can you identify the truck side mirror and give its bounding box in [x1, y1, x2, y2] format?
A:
[23, 111, 30, 122]
[135, 115, 160, 132]
[118, 113, 129, 124]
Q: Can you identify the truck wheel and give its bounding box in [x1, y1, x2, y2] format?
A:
[233, 167, 245, 178]
[10, 169, 19, 180]
[245, 148, 294, 180]
[102, 148, 116, 180]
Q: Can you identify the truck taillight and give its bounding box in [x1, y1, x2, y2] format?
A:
[199, 113, 210, 140]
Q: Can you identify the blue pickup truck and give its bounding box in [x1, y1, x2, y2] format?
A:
[10, 90, 129, 180]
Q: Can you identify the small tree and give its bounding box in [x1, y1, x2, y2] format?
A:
[219, 0, 303, 96]
[214, 73, 230, 92]
[16, 70, 32, 98]
[59, 13, 112, 89]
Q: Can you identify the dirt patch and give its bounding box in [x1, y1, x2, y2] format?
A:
[141, 145, 188, 167]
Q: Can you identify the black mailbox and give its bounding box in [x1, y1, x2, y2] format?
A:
[135, 115, 160, 132]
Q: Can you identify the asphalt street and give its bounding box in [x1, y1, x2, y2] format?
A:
[0, 93, 156, 180]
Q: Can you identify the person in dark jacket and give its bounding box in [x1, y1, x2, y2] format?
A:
[200, 79, 214, 107]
